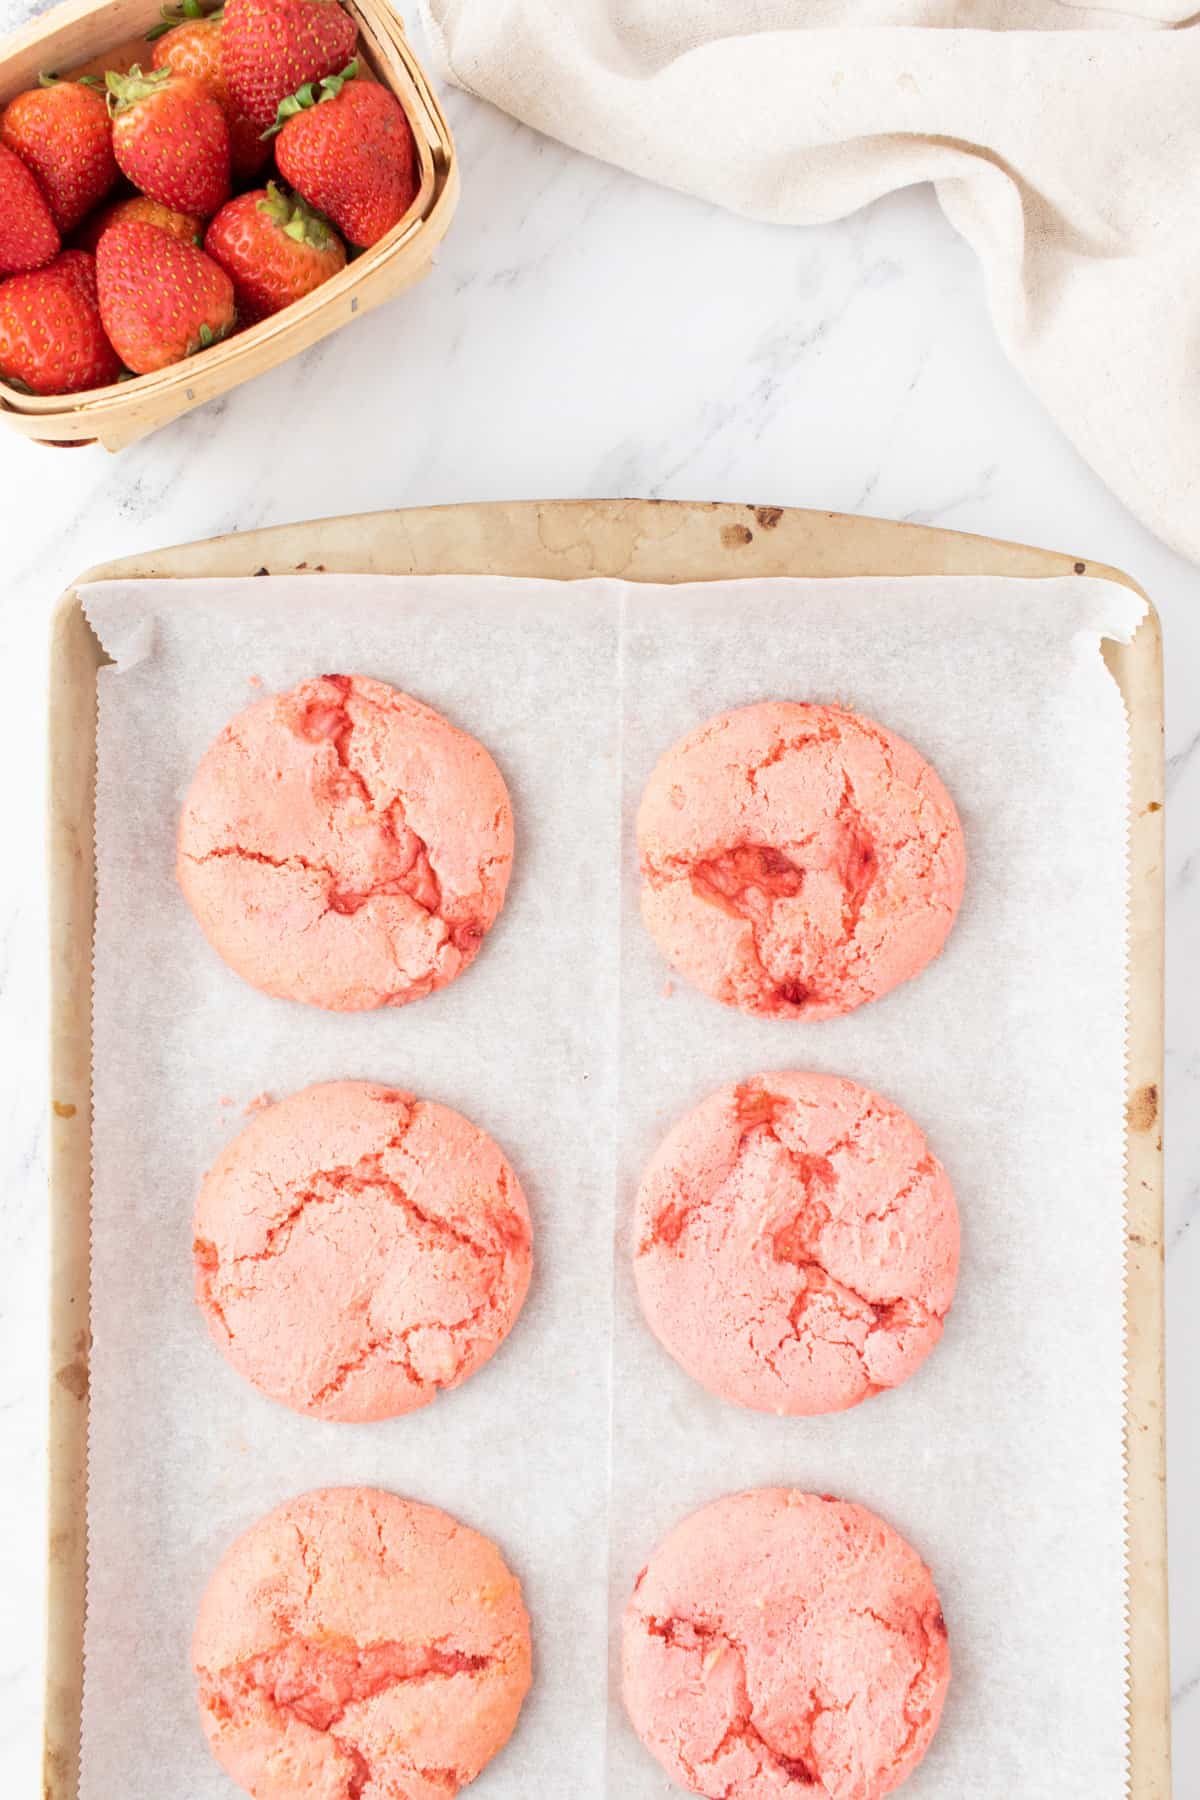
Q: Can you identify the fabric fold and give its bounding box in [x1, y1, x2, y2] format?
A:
[420, 1, 1200, 562]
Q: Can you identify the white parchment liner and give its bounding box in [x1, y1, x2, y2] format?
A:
[78, 572, 1143, 1798]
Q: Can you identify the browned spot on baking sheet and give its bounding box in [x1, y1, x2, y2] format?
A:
[1074, 561, 1086, 574]
[721, 524, 754, 548]
[1145, 800, 1162, 814]
[52, 1100, 76, 1119]
[1126, 1083, 1158, 1131]
[56, 1358, 88, 1401]
[44, 1744, 69, 1800]
[755, 506, 783, 529]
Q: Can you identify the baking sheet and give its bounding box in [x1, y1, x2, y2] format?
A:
[78, 571, 1144, 1798]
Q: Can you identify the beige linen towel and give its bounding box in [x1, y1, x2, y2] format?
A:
[419, 1, 1200, 562]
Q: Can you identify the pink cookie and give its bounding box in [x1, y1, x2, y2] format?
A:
[194, 1487, 532, 1800]
[637, 702, 965, 1018]
[633, 1073, 958, 1416]
[623, 1488, 949, 1800]
[178, 674, 513, 1010]
[194, 1081, 532, 1422]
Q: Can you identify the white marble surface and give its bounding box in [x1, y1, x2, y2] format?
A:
[0, 10, 1195, 1795]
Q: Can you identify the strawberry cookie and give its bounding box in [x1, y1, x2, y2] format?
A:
[634, 1073, 958, 1416]
[194, 1081, 532, 1422]
[194, 1487, 532, 1800]
[623, 1488, 950, 1800]
[637, 702, 965, 1018]
[178, 673, 513, 1009]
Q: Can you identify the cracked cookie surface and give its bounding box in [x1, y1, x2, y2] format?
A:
[637, 702, 965, 1019]
[622, 1489, 949, 1800]
[194, 1487, 532, 1800]
[194, 1081, 532, 1422]
[633, 1073, 958, 1415]
[178, 674, 513, 1010]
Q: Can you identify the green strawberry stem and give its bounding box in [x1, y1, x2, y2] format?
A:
[105, 64, 173, 116]
[145, 0, 222, 41]
[38, 70, 103, 88]
[257, 181, 338, 249]
[194, 318, 233, 354]
[264, 58, 358, 137]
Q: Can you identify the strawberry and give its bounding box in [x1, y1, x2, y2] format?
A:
[149, 1, 269, 182]
[223, 0, 356, 131]
[273, 65, 417, 249]
[48, 247, 102, 302]
[76, 195, 203, 253]
[106, 65, 230, 218]
[1, 76, 118, 234]
[0, 141, 60, 275]
[204, 181, 345, 322]
[96, 219, 235, 373]
[0, 251, 122, 394]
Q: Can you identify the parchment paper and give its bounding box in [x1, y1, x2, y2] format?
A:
[79, 571, 1143, 1799]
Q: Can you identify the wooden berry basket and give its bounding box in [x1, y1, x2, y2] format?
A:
[0, 0, 457, 450]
